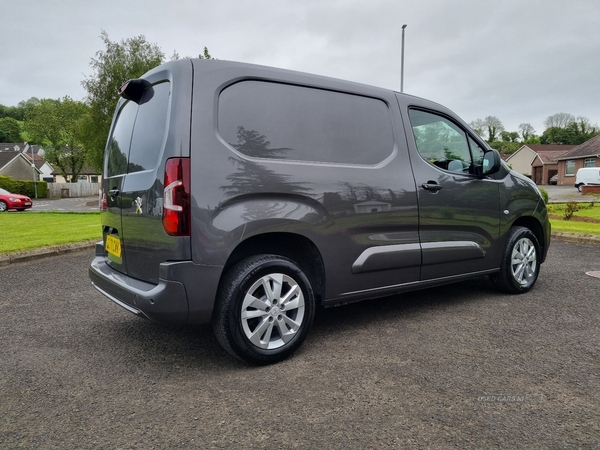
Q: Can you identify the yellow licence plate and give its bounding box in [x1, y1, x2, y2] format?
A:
[105, 235, 122, 258]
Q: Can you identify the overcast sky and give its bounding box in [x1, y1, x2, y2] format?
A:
[2, 0, 599, 134]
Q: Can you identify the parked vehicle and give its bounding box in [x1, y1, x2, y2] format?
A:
[575, 167, 600, 192]
[0, 188, 33, 212]
[549, 174, 558, 185]
[89, 59, 551, 364]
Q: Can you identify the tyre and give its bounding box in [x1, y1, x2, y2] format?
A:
[0, 201, 7, 212]
[577, 184, 583, 192]
[213, 254, 316, 365]
[490, 226, 541, 294]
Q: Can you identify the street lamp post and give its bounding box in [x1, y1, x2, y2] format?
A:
[27, 142, 38, 199]
[401, 24, 408, 93]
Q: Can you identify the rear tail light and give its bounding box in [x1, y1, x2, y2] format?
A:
[163, 158, 190, 236]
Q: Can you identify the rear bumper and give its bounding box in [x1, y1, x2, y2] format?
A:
[89, 242, 222, 325]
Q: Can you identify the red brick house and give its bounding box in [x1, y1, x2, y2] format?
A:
[555, 135, 600, 186]
[506, 144, 574, 184]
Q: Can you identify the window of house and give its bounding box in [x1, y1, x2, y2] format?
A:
[565, 160, 575, 176]
[584, 158, 596, 168]
[218, 81, 394, 165]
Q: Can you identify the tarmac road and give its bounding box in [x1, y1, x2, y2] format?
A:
[28, 196, 100, 213]
[1, 241, 599, 448]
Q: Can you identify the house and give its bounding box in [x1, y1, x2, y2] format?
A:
[22, 150, 55, 182]
[0, 148, 41, 181]
[555, 135, 600, 186]
[506, 144, 575, 184]
[53, 165, 101, 184]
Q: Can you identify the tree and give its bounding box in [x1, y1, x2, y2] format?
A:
[469, 119, 486, 139]
[544, 113, 575, 129]
[540, 114, 599, 145]
[469, 116, 505, 142]
[518, 123, 536, 142]
[483, 116, 505, 142]
[80, 31, 165, 170]
[500, 131, 520, 142]
[24, 97, 90, 182]
[170, 46, 214, 61]
[489, 140, 520, 155]
[0, 117, 23, 142]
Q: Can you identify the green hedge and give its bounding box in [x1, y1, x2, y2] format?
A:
[0, 175, 48, 198]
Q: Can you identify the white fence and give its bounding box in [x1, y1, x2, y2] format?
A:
[47, 183, 100, 198]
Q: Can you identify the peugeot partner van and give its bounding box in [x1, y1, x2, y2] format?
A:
[575, 167, 600, 191]
[89, 59, 551, 364]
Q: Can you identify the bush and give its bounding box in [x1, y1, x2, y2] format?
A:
[538, 187, 549, 204]
[563, 202, 579, 220]
[0, 175, 47, 198]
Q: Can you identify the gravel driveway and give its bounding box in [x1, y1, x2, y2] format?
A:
[1, 241, 599, 448]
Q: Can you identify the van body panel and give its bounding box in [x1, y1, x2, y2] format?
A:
[188, 61, 422, 300]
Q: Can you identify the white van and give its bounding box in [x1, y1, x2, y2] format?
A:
[575, 167, 600, 191]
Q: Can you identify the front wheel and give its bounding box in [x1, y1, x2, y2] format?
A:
[213, 255, 316, 365]
[0, 201, 7, 212]
[490, 226, 541, 294]
[577, 184, 583, 192]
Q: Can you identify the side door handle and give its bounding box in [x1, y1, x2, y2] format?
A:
[421, 182, 443, 192]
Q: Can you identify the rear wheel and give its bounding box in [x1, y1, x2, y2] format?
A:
[0, 201, 7, 212]
[213, 255, 316, 365]
[490, 226, 540, 294]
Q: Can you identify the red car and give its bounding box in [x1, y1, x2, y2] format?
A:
[0, 188, 33, 212]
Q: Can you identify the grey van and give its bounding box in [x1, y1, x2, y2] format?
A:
[89, 59, 550, 364]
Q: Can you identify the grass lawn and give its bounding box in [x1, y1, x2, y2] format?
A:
[547, 202, 600, 236]
[0, 212, 101, 253]
[1, 204, 597, 255]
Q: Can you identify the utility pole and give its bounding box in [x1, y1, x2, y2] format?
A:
[27, 142, 38, 199]
[401, 24, 408, 93]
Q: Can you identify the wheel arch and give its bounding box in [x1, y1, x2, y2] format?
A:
[221, 232, 326, 306]
[510, 215, 547, 262]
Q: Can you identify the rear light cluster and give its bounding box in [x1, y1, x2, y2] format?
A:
[163, 158, 190, 236]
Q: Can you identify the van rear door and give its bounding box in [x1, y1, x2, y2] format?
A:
[101, 63, 193, 284]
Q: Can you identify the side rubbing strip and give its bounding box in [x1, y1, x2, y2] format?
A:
[421, 241, 485, 266]
[352, 243, 422, 274]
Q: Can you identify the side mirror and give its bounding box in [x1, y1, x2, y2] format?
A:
[474, 149, 501, 178]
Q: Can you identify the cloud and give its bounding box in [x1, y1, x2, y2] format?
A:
[2, 0, 599, 133]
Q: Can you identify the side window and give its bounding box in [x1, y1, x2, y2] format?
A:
[104, 82, 171, 178]
[218, 81, 394, 165]
[468, 137, 485, 165]
[409, 109, 481, 174]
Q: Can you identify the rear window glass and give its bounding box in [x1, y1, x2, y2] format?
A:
[217, 81, 394, 165]
[105, 82, 171, 177]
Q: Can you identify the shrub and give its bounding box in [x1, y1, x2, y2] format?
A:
[0, 175, 47, 198]
[538, 187, 549, 204]
[563, 202, 579, 220]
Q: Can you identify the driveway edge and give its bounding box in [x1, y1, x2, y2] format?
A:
[0, 241, 97, 267]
